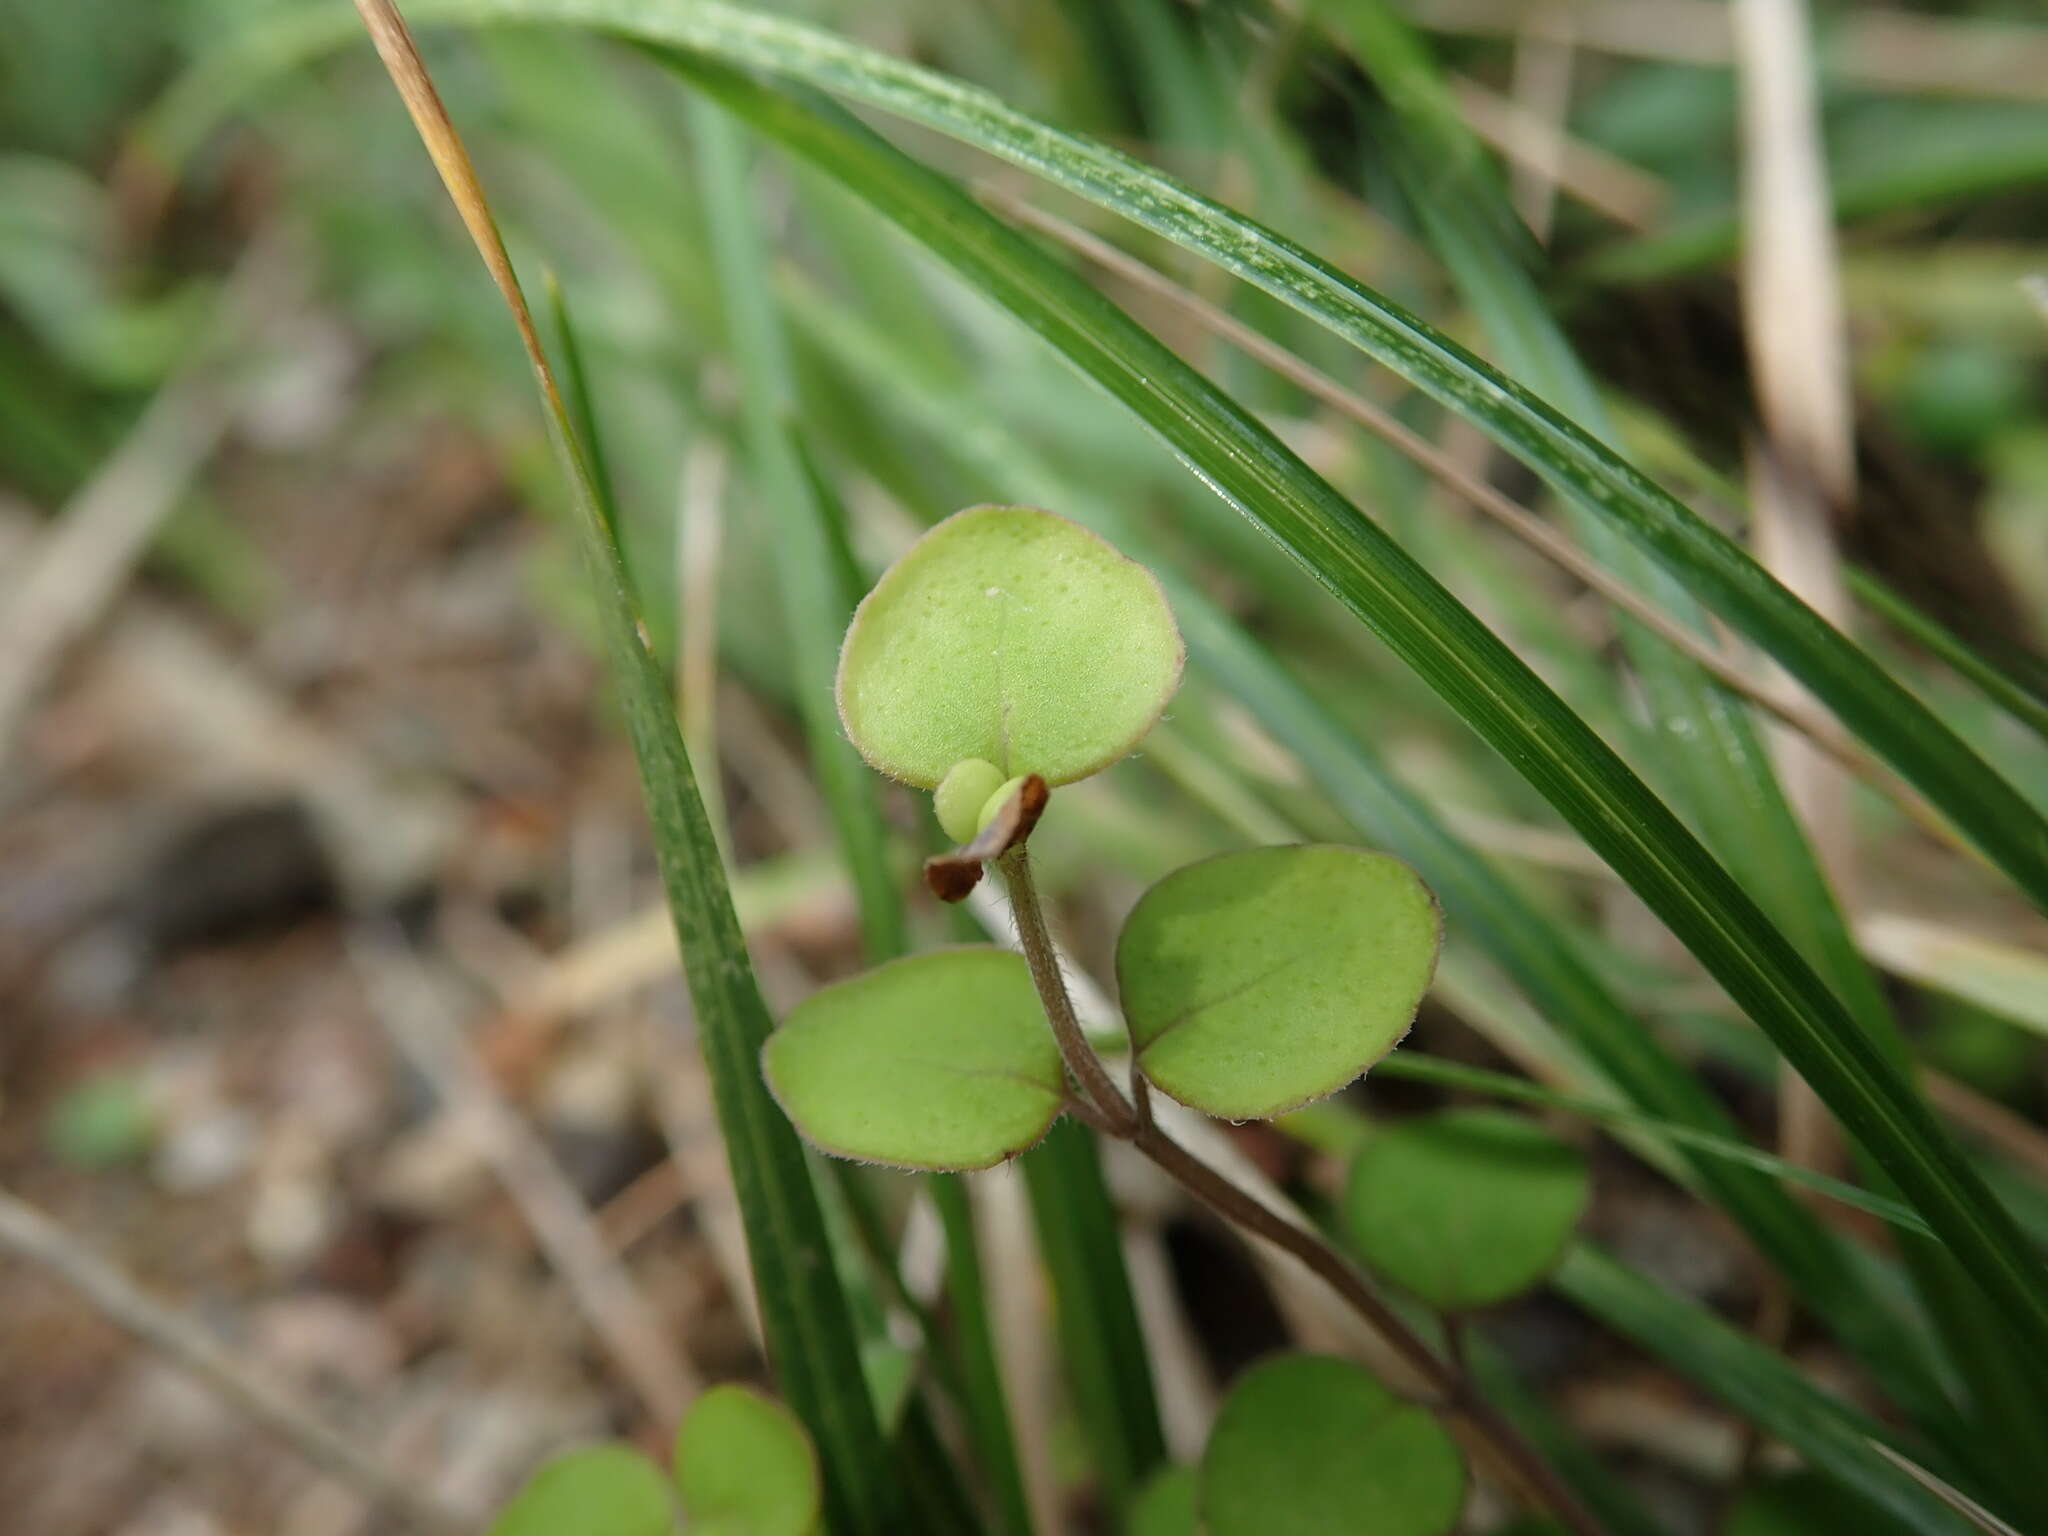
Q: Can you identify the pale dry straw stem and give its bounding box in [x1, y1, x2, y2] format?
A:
[1866, 1441, 2027, 1536]
[1450, 74, 1664, 232]
[1735, 0, 1859, 1187]
[352, 926, 699, 1425]
[676, 437, 731, 854]
[1504, 4, 1578, 242]
[0, 1188, 471, 1532]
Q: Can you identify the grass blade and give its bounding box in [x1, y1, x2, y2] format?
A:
[338, 8, 901, 1529]
[1020, 1120, 1167, 1512]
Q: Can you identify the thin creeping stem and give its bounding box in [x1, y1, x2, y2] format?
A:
[997, 846, 1604, 1536]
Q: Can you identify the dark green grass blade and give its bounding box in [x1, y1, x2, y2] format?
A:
[931, 1175, 1036, 1536]
[345, 36, 902, 1520]
[1556, 1245, 1981, 1536]
[498, 285, 904, 1535]
[631, 56, 2048, 1376]
[1021, 1119, 1167, 1512]
[1321, 7, 2042, 1477]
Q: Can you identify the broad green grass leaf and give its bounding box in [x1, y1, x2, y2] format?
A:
[1116, 845, 1439, 1119]
[1344, 1110, 1589, 1311]
[673, 1386, 821, 1536]
[763, 948, 1064, 1170]
[488, 1446, 674, 1536]
[1200, 1355, 1464, 1536]
[837, 506, 1181, 788]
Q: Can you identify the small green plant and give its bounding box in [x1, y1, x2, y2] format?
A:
[761, 504, 1596, 1532]
[488, 1385, 822, 1536]
[770, 503, 1442, 1162]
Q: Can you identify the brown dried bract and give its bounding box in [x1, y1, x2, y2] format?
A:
[922, 774, 1048, 902]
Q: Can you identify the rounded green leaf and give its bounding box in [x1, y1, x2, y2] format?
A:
[487, 1445, 674, 1536]
[836, 506, 1182, 788]
[934, 757, 1006, 842]
[673, 1385, 820, 1536]
[1344, 1110, 1590, 1312]
[1115, 845, 1441, 1119]
[1129, 1465, 1200, 1536]
[1200, 1355, 1464, 1536]
[761, 947, 1064, 1171]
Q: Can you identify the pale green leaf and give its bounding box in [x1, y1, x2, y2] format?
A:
[762, 947, 1064, 1170]
[1200, 1354, 1464, 1536]
[673, 1386, 821, 1536]
[836, 506, 1182, 788]
[1116, 846, 1440, 1119]
[1345, 1110, 1590, 1311]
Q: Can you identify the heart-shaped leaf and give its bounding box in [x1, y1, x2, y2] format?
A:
[761, 947, 1064, 1170]
[1115, 845, 1440, 1119]
[487, 1445, 674, 1536]
[836, 506, 1182, 789]
[673, 1385, 821, 1536]
[1344, 1110, 1589, 1312]
[1200, 1354, 1464, 1536]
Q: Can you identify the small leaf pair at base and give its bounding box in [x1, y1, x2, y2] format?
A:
[487, 1388, 820, 1536]
[1117, 845, 1441, 1120]
[762, 947, 1064, 1171]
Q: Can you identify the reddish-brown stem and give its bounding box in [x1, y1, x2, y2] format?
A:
[1132, 1127, 1602, 1535]
[1001, 845, 1603, 1536]
[999, 849, 1136, 1135]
